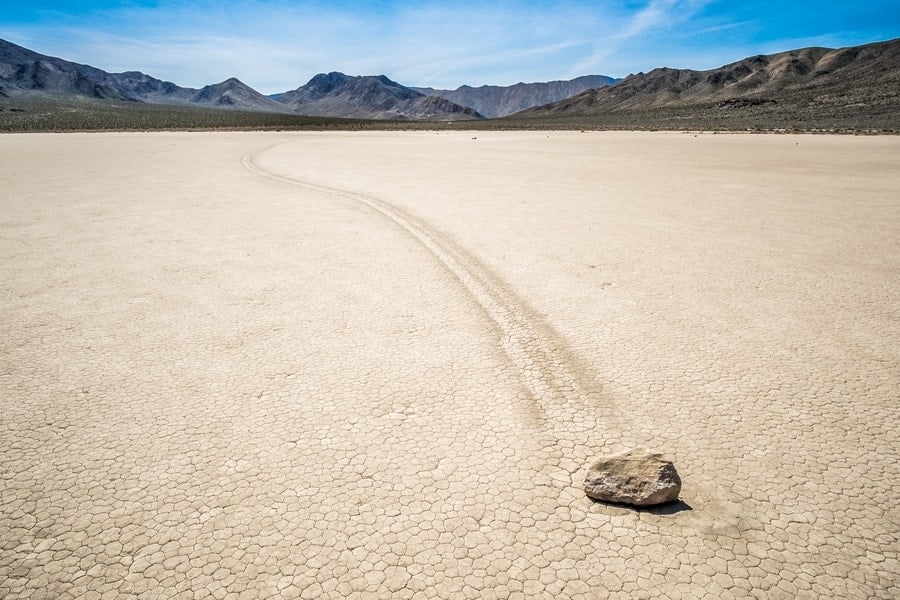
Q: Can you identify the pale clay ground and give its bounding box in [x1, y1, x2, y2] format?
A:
[1, 131, 898, 599]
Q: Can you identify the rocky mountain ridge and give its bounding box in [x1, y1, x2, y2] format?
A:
[271, 72, 482, 120]
[0, 38, 294, 112]
[514, 38, 900, 128]
[0, 39, 478, 120]
[413, 75, 619, 118]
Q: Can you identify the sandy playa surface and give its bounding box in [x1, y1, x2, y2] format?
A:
[1, 131, 898, 599]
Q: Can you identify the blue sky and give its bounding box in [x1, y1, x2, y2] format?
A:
[2, 1, 898, 93]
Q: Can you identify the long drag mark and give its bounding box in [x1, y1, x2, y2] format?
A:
[242, 148, 605, 455]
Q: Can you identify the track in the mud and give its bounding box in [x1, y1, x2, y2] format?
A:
[242, 146, 623, 478]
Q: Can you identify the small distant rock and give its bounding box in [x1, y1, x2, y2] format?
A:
[584, 448, 681, 506]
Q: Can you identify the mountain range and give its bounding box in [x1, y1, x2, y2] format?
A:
[515, 38, 899, 128]
[1, 36, 898, 129]
[269, 72, 481, 120]
[0, 38, 611, 120]
[0, 39, 292, 111]
[413, 75, 619, 118]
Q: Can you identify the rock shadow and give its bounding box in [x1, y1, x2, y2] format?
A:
[589, 498, 693, 515]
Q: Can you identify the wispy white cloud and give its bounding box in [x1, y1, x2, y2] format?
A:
[615, 0, 679, 40]
[567, 0, 712, 77]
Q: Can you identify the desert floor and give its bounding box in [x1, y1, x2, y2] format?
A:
[1, 131, 898, 599]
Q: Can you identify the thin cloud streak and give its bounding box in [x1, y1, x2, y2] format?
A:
[400, 40, 593, 89]
[614, 0, 679, 41]
[568, 0, 710, 77]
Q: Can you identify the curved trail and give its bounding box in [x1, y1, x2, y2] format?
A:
[242, 146, 620, 471]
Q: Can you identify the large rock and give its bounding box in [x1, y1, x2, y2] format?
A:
[584, 448, 681, 506]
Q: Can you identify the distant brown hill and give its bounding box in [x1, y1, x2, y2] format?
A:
[513, 38, 900, 130]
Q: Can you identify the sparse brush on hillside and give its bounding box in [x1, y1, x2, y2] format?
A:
[2, 95, 894, 133]
[0, 97, 369, 132]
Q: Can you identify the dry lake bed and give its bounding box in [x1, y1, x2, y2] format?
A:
[1, 131, 898, 599]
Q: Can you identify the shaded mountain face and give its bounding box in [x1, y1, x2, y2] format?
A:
[514, 38, 900, 126]
[0, 38, 288, 112]
[191, 78, 291, 112]
[105, 71, 193, 103]
[0, 39, 134, 100]
[270, 72, 483, 120]
[413, 75, 619, 118]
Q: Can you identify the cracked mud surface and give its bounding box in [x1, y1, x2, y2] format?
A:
[2, 131, 898, 598]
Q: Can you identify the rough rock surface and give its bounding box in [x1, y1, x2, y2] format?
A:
[584, 448, 682, 506]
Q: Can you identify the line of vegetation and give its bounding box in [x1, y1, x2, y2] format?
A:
[1, 96, 895, 133]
